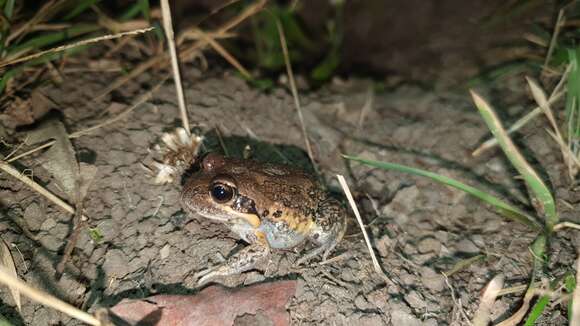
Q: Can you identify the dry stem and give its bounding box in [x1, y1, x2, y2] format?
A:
[0, 27, 155, 68]
[276, 18, 318, 175]
[160, 0, 190, 136]
[0, 267, 100, 325]
[336, 174, 392, 285]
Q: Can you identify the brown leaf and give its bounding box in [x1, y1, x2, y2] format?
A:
[2, 91, 55, 128]
[109, 280, 297, 326]
[0, 237, 21, 312]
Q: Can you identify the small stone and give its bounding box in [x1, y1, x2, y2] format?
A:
[399, 270, 417, 286]
[421, 267, 445, 293]
[40, 218, 57, 231]
[160, 244, 170, 260]
[354, 295, 373, 310]
[382, 186, 420, 224]
[455, 238, 480, 254]
[39, 234, 61, 251]
[103, 249, 133, 278]
[51, 223, 69, 239]
[98, 219, 122, 243]
[128, 130, 151, 147]
[390, 310, 422, 326]
[424, 319, 438, 326]
[417, 237, 441, 254]
[405, 291, 426, 310]
[24, 202, 43, 231]
[375, 234, 394, 257]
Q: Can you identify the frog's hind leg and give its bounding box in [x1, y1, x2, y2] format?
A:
[196, 231, 270, 285]
[295, 199, 347, 266]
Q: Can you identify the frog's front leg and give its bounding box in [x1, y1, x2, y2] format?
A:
[196, 231, 270, 285]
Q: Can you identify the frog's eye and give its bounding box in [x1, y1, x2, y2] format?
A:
[210, 182, 236, 203]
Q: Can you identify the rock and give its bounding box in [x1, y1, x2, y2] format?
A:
[455, 238, 480, 254]
[160, 244, 170, 260]
[375, 234, 394, 257]
[382, 186, 420, 224]
[40, 218, 56, 231]
[417, 237, 441, 254]
[404, 291, 426, 310]
[420, 267, 445, 293]
[24, 202, 43, 231]
[391, 310, 422, 326]
[39, 234, 61, 251]
[354, 295, 373, 310]
[103, 249, 134, 278]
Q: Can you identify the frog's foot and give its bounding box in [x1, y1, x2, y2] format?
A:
[195, 233, 270, 285]
[295, 245, 326, 266]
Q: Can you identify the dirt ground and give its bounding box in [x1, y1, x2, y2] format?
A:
[0, 62, 578, 325]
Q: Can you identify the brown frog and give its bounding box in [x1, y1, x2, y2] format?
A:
[181, 153, 347, 284]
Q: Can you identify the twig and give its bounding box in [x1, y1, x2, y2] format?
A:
[0, 27, 155, 68]
[160, 0, 190, 136]
[571, 251, 580, 325]
[56, 179, 85, 278]
[276, 18, 318, 175]
[336, 174, 392, 284]
[7, 78, 167, 164]
[93, 0, 266, 102]
[541, 9, 565, 76]
[0, 267, 100, 325]
[0, 161, 85, 219]
[194, 29, 251, 79]
[553, 221, 580, 231]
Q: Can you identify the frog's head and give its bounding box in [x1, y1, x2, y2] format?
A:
[181, 153, 261, 227]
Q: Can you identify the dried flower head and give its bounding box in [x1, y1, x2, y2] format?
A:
[151, 128, 203, 184]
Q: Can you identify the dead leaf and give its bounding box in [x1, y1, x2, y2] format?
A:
[109, 280, 297, 326]
[0, 237, 21, 312]
[27, 117, 79, 201]
[3, 91, 55, 128]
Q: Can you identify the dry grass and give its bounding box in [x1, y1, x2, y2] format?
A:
[276, 17, 318, 175]
[336, 174, 392, 285]
[160, 0, 190, 136]
[0, 267, 101, 325]
[0, 27, 155, 69]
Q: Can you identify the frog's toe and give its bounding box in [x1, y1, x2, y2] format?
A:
[193, 267, 217, 285]
[295, 245, 326, 266]
[197, 271, 218, 285]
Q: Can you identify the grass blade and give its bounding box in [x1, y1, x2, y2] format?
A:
[63, 0, 101, 20]
[0, 314, 14, 326]
[572, 254, 580, 325]
[566, 47, 580, 135]
[343, 155, 541, 230]
[470, 90, 557, 230]
[523, 294, 550, 325]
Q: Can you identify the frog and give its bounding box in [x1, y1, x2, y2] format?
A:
[181, 153, 347, 284]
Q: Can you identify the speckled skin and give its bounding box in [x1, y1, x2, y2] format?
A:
[181, 153, 346, 284]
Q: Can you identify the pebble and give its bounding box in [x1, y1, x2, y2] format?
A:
[417, 237, 441, 254]
[40, 218, 56, 231]
[405, 290, 426, 310]
[455, 238, 480, 254]
[420, 267, 445, 293]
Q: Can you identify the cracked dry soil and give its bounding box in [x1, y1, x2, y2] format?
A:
[0, 70, 579, 325]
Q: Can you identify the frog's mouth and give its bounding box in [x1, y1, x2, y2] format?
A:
[192, 206, 261, 229]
